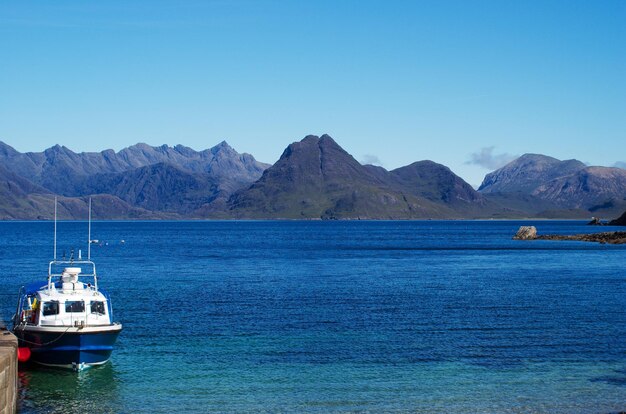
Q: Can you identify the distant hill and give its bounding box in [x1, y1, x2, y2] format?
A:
[0, 163, 52, 219]
[478, 154, 626, 217]
[0, 158, 170, 219]
[73, 163, 220, 214]
[389, 161, 495, 216]
[54, 194, 173, 220]
[479, 154, 586, 194]
[226, 135, 505, 219]
[532, 166, 626, 210]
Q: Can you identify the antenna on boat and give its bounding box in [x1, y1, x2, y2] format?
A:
[88, 197, 92, 261]
[53, 196, 58, 261]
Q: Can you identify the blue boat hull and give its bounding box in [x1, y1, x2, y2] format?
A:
[15, 326, 121, 369]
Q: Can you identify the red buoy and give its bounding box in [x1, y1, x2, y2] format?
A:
[17, 347, 31, 363]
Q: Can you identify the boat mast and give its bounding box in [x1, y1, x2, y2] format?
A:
[88, 197, 92, 261]
[53, 196, 57, 261]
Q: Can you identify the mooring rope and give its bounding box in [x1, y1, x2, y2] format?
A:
[14, 325, 73, 347]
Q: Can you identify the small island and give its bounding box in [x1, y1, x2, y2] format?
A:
[514, 225, 626, 244]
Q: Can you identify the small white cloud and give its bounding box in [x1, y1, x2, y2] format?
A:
[361, 154, 383, 166]
[466, 146, 517, 170]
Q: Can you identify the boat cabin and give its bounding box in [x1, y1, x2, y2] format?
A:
[17, 266, 113, 328]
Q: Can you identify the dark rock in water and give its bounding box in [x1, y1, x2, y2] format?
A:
[609, 211, 626, 226]
[587, 217, 604, 225]
[513, 226, 537, 240]
[535, 231, 626, 244]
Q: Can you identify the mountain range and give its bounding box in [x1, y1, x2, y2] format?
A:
[1, 135, 625, 220]
[0, 140, 268, 219]
[479, 154, 626, 217]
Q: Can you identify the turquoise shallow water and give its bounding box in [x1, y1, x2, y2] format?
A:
[1, 220, 625, 413]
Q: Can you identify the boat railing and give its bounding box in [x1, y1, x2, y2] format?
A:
[13, 286, 25, 328]
[13, 286, 43, 328]
[47, 260, 99, 292]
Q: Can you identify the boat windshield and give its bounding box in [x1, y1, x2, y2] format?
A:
[43, 301, 59, 316]
[91, 301, 105, 315]
[65, 301, 85, 313]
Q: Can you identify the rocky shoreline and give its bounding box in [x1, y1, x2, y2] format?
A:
[514, 226, 626, 244]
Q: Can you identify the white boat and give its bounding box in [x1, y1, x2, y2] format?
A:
[12, 198, 122, 371]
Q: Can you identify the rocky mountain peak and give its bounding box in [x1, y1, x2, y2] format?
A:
[516, 153, 559, 163]
[479, 153, 586, 193]
[300, 134, 320, 143]
[46, 144, 66, 153]
[173, 144, 196, 157]
[131, 142, 152, 150]
[210, 140, 235, 155]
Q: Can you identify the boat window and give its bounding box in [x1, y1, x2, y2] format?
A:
[43, 301, 59, 316]
[91, 301, 105, 315]
[65, 301, 85, 313]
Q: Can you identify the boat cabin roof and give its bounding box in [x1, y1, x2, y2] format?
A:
[25, 280, 109, 303]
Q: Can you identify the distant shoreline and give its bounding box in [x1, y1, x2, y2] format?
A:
[0, 218, 611, 223]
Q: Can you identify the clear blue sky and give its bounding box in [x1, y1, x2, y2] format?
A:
[1, 1, 625, 186]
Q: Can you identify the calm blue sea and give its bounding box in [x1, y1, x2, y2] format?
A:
[1, 220, 625, 413]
